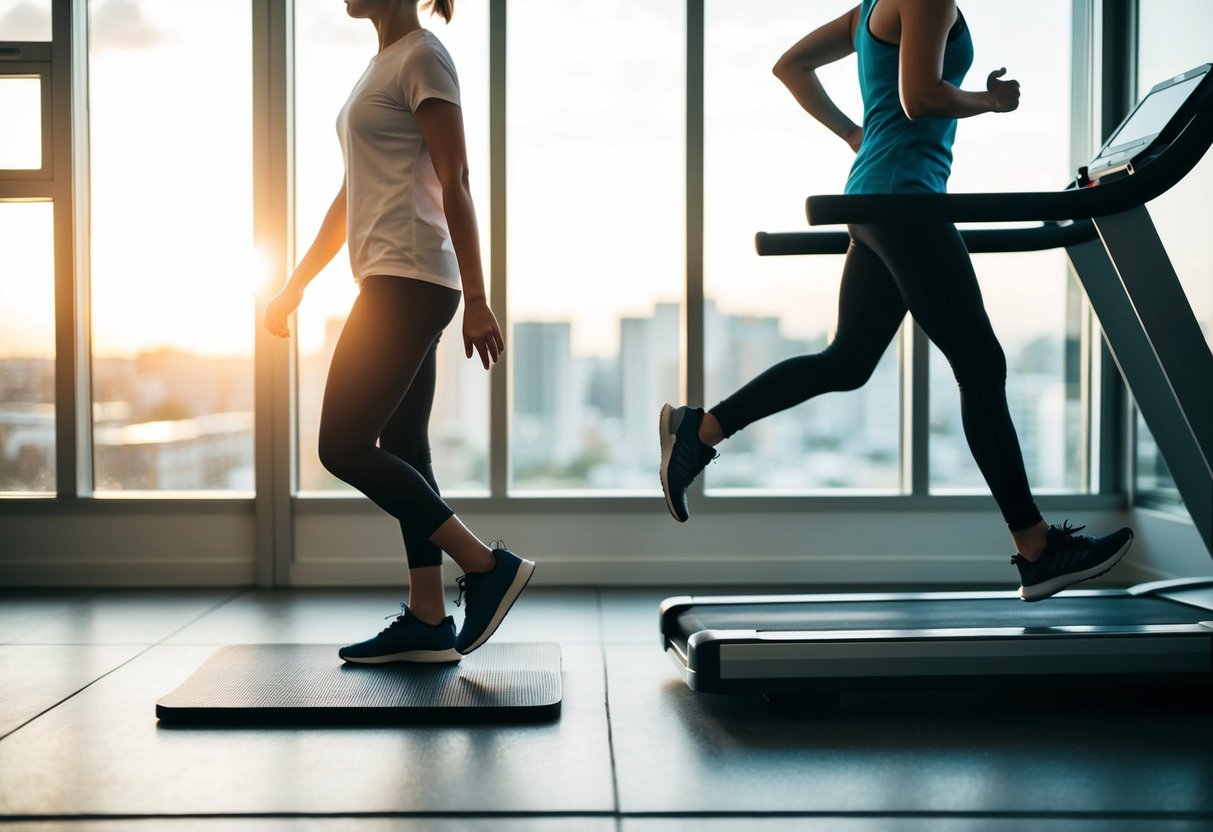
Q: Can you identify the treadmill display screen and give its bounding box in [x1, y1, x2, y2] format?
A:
[1105, 74, 1204, 152]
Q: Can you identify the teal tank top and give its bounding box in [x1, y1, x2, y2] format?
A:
[844, 0, 974, 195]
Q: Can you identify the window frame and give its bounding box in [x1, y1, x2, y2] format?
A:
[0, 0, 1140, 588]
[0, 5, 89, 500]
[0, 59, 52, 178]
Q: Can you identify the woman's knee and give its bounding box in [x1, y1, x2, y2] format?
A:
[316, 435, 346, 478]
[379, 425, 431, 468]
[833, 363, 879, 392]
[950, 337, 1008, 390]
[382, 441, 433, 472]
[317, 422, 362, 479]
[820, 344, 883, 392]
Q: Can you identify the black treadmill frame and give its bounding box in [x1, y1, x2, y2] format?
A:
[661, 580, 1213, 695]
[662, 64, 1213, 698]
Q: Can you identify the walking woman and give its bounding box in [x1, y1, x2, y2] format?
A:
[265, 0, 532, 662]
[659, 0, 1132, 602]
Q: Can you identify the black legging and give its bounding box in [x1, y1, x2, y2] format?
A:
[711, 222, 1042, 532]
[318, 275, 462, 569]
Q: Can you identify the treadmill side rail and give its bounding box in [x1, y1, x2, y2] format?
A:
[670, 625, 1213, 694]
[1129, 576, 1213, 596]
[714, 628, 1212, 681]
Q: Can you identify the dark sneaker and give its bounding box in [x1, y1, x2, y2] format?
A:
[454, 544, 535, 655]
[338, 606, 460, 664]
[659, 403, 718, 522]
[1012, 522, 1134, 602]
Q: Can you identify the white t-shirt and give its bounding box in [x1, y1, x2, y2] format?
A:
[336, 29, 462, 290]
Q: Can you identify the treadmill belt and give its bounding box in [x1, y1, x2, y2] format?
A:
[675, 595, 1209, 643]
[156, 642, 562, 725]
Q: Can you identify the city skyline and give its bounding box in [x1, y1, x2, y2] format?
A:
[0, 292, 1080, 495]
[4, 0, 1204, 502]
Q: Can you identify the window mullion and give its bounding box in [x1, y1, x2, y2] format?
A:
[252, 0, 293, 586]
[52, 0, 90, 498]
[685, 0, 705, 502]
[489, 0, 508, 498]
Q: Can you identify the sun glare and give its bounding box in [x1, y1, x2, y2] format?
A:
[0, 201, 54, 360]
[86, 0, 253, 359]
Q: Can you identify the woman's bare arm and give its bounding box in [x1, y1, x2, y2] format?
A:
[414, 97, 504, 369]
[264, 181, 347, 338]
[773, 6, 864, 151]
[897, 0, 1019, 120]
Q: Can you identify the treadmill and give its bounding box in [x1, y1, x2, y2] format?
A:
[661, 64, 1213, 697]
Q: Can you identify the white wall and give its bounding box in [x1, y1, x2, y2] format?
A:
[0, 503, 256, 586]
[7, 498, 1204, 588]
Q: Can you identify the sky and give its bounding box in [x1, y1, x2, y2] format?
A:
[1, 0, 257, 361]
[1, 0, 1210, 362]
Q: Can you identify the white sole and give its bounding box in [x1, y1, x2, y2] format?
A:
[458, 558, 536, 655]
[340, 648, 461, 664]
[658, 404, 684, 522]
[1020, 535, 1133, 602]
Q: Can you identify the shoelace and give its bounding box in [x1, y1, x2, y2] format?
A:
[378, 603, 408, 634]
[1048, 520, 1091, 549]
[455, 540, 505, 608]
[1010, 521, 1090, 566]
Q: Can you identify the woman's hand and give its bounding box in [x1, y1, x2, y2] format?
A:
[264, 283, 303, 339]
[462, 296, 505, 370]
[985, 67, 1021, 114]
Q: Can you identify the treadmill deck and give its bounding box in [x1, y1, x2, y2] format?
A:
[662, 589, 1213, 694]
[669, 593, 1212, 651]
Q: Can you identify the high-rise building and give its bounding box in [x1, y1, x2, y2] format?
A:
[619, 302, 679, 476]
[512, 321, 576, 477]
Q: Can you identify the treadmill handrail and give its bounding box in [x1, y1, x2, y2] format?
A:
[804, 111, 1213, 226]
[755, 220, 1097, 257]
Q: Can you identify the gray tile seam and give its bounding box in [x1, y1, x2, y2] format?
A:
[597, 589, 623, 816]
[0, 589, 247, 742]
[0, 644, 153, 743]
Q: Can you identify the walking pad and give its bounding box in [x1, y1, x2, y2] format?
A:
[156, 642, 562, 725]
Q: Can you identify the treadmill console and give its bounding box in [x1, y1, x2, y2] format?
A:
[1080, 63, 1213, 186]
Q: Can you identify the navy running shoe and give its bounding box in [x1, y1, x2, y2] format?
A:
[454, 543, 535, 655]
[1012, 522, 1134, 602]
[659, 403, 718, 523]
[339, 606, 460, 664]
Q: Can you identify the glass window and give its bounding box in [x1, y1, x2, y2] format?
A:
[0, 75, 41, 169]
[506, 0, 684, 494]
[293, 0, 490, 495]
[929, 1, 1081, 494]
[1131, 0, 1213, 506]
[1134, 410, 1182, 506]
[1137, 0, 1213, 349]
[0, 0, 51, 41]
[704, 0, 899, 493]
[88, 0, 254, 493]
[0, 201, 55, 493]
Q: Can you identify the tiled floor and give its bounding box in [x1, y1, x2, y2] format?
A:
[1, 587, 1212, 831]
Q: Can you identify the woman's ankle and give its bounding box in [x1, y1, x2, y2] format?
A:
[698, 411, 725, 447]
[1012, 519, 1050, 561]
[408, 605, 447, 626]
[429, 516, 495, 573]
